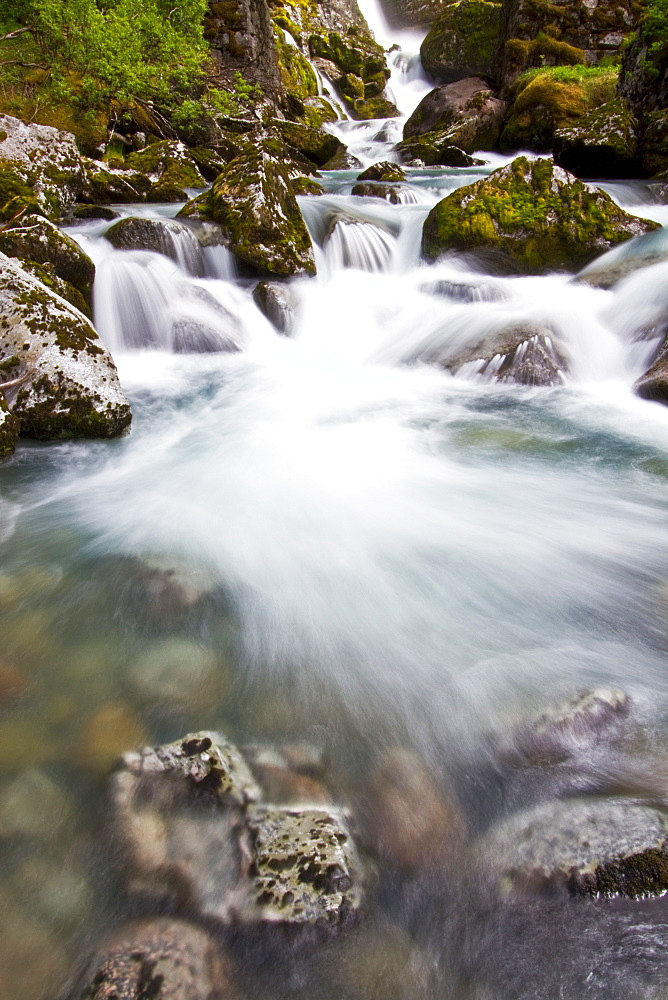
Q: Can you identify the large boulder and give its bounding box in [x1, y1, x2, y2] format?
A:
[124, 140, 206, 193]
[420, 1, 503, 84]
[357, 161, 406, 182]
[81, 160, 151, 204]
[478, 798, 668, 898]
[0, 216, 95, 298]
[421, 157, 659, 273]
[494, 0, 636, 92]
[640, 110, 668, 177]
[404, 77, 507, 149]
[553, 98, 640, 179]
[0, 114, 85, 220]
[0, 255, 131, 440]
[105, 217, 205, 275]
[110, 732, 362, 930]
[499, 68, 618, 153]
[179, 146, 316, 278]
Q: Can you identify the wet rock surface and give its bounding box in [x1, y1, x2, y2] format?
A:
[422, 157, 659, 273]
[253, 280, 297, 334]
[404, 77, 507, 149]
[105, 217, 205, 274]
[444, 324, 569, 386]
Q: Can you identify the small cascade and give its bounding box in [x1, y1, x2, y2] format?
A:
[325, 218, 397, 271]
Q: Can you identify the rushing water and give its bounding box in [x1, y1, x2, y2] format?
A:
[3, 16, 668, 1000]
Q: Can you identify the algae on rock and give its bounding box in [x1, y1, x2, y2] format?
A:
[421, 156, 659, 273]
[420, 1, 503, 83]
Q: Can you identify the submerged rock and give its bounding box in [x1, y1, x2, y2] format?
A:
[0, 113, 84, 219]
[75, 918, 240, 1000]
[110, 732, 362, 930]
[446, 324, 569, 387]
[125, 638, 224, 714]
[553, 98, 640, 179]
[421, 157, 659, 274]
[0, 255, 131, 440]
[180, 146, 316, 278]
[351, 181, 406, 203]
[420, 1, 502, 83]
[253, 280, 297, 335]
[634, 340, 668, 405]
[480, 798, 668, 898]
[364, 747, 466, 871]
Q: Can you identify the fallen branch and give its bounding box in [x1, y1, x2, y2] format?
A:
[0, 27, 31, 43]
[0, 369, 32, 391]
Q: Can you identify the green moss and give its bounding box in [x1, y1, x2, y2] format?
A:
[15, 372, 130, 440]
[0, 163, 41, 222]
[292, 175, 325, 195]
[308, 31, 388, 82]
[422, 155, 659, 272]
[0, 216, 96, 296]
[300, 97, 338, 129]
[273, 120, 343, 166]
[352, 97, 400, 120]
[18, 261, 92, 319]
[274, 26, 319, 102]
[420, 1, 502, 81]
[358, 161, 405, 182]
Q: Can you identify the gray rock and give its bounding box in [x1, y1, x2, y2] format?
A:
[75, 918, 240, 1000]
[322, 149, 365, 171]
[0, 114, 85, 218]
[0, 254, 131, 440]
[82, 159, 150, 204]
[0, 215, 95, 296]
[445, 324, 569, 387]
[479, 798, 668, 898]
[404, 78, 507, 150]
[253, 280, 296, 335]
[105, 217, 205, 276]
[634, 339, 668, 405]
[0, 395, 19, 460]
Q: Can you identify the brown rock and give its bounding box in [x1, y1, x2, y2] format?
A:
[365, 747, 466, 871]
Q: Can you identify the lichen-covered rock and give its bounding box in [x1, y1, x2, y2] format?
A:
[420, 0, 502, 83]
[0, 216, 95, 297]
[445, 324, 569, 385]
[74, 919, 240, 1000]
[110, 732, 362, 931]
[0, 255, 131, 439]
[71, 204, 119, 221]
[275, 25, 320, 102]
[554, 98, 640, 179]
[322, 149, 364, 170]
[124, 140, 206, 190]
[0, 395, 19, 460]
[253, 280, 297, 334]
[82, 160, 150, 204]
[357, 161, 406, 182]
[0, 114, 85, 219]
[179, 146, 316, 278]
[244, 805, 360, 926]
[18, 261, 91, 319]
[352, 97, 401, 120]
[404, 78, 507, 150]
[105, 217, 205, 275]
[422, 157, 659, 273]
[189, 147, 231, 182]
[499, 69, 618, 153]
[292, 175, 326, 195]
[479, 798, 668, 898]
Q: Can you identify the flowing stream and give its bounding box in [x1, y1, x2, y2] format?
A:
[3, 13, 668, 1000]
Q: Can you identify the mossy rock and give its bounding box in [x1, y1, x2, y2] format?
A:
[82, 160, 149, 204]
[499, 69, 618, 153]
[272, 120, 344, 166]
[125, 141, 206, 190]
[105, 217, 203, 269]
[275, 26, 319, 101]
[309, 31, 388, 82]
[145, 182, 190, 203]
[0, 393, 20, 460]
[292, 175, 325, 195]
[500, 33, 586, 88]
[300, 97, 338, 129]
[0, 216, 95, 296]
[357, 161, 405, 182]
[18, 261, 91, 319]
[420, 1, 502, 83]
[0, 114, 85, 220]
[352, 98, 401, 121]
[553, 98, 639, 179]
[178, 144, 316, 278]
[321, 149, 364, 170]
[71, 204, 119, 221]
[421, 156, 659, 273]
[642, 110, 668, 178]
[0, 162, 42, 222]
[395, 129, 483, 165]
[190, 148, 230, 182]
[337, 73, 366, 101]
[0, 253, 131, 440]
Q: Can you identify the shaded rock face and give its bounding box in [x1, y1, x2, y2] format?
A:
[0, 396, 20, 460]
[357, 161, 406, 182]
[404, 77, 507, 146]
[421, 156, 659, 274]
[351, 181, 406, 202]
[253, 280, 296, 334]
[494, 0, 638, 92]
[179, 146, 316, 278]
[0, 255, 131, 441]
[109, 732, 362, 931]
[203, 0, 283, 102]
[619, 28, 668, 122]
[379, 0, 456, 29]
[307, 29, 396, 120]
[0, 114, 84, 220]
[635, 338, 668, 404]
[75, 918, 239, 1000]
[420, 1, 503, 84]
[105, 217, 206, 276]
[395, 132, 483, 165]
[553, 97, 640, 178]
[0, 216, 95, 298]
[479, 798, 668, 898]
[446, 324, 569, 386]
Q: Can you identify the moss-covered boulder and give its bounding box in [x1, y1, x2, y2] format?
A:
[420, 1, 502, 83]
[18, 261, 91, 319]
[0, 216, 95, 298]
[0, 114, 85, 220]
[271, 120, 344, 166]
[71, 204, 119, 221]
[301, 97, 338, 129]
[422, 157, 659, 273]
[395, 128, 484, 165]
[275, 25, 319, 102]
[321, 149, 364, 170]
[499, 67, 618, 153]
[0, 393, 20, 460]
[357, 161, 406, 182]
[124, 140, 206, 195]
[292, 175, 325, 195]
[352, 97, 401, 120]
[82, 160, 151, 204]
[0, 255, 131, 439]
[553, 98, 640, 179]
[179, 146, 316, 278]
[404, 78, 507, 147]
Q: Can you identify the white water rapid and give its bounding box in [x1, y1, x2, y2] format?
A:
[3, 11, 668, 1000]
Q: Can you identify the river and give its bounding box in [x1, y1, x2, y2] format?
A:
[2, 8, 668, 1000]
